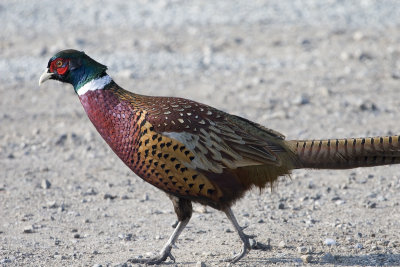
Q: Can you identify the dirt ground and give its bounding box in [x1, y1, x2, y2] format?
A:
[1, 1, 400, 266]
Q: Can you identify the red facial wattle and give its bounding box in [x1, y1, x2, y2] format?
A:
[50, 58, 69, 75]
[56, 64, 68, 75]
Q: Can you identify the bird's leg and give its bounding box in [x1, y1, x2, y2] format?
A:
[128, 196, 192, 265]
[224, 207, 252, 263]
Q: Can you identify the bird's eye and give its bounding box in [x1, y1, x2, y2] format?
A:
[56, 60, 63, 68]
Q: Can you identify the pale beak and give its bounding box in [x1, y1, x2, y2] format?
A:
[38, 68, 53, 86]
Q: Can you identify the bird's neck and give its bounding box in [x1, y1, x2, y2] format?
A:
[76, 74, 113, 96]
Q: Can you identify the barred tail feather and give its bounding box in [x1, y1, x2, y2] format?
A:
[287, 135, 400, 169]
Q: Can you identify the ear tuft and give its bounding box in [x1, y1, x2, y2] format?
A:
[69, 58, 82, 70]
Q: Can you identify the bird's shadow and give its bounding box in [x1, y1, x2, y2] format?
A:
[241, 253, 400, 266]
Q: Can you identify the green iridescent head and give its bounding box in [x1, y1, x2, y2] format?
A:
[39, 49, 108, 92]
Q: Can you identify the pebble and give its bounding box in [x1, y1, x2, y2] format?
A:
[83, 188, 98, 196]
[104, 193, 117, 200]
[366, 202, 377, 209]
[41, 179, 51, 189]
[92, 264, 102, 267]
[23, 225, 34, 233]
[47, 200, 57, 209]
[359, 100, 378, 111]
[300, 254, 312, 263]
[278, 240, 286, 248]
[196, 261, 206, 267]
[297, 246, 308, 254]
[193, 205, 208, 213]
[324, 238, 336, 246]
[118, 233, 133, 241]
[354, 243, 363, 249]
[0, 258, 12, 264]
[278, 203, 285, 209]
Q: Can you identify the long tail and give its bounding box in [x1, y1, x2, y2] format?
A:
[286, 135, 400, 169]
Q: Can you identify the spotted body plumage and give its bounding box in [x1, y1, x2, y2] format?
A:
[40, 50, 400, 264]
[79, 81, 297, 209]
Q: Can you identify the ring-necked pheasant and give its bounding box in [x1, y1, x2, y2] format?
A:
[39, 49, 400, 264]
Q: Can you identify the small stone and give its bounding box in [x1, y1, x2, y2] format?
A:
[354, 243, 363, 249]
[41, 179, 51, 189]
[23, 225, 34, 233]
[47, 200, 57, 209]
[367, 202, 377, 209]
[359, 100, 378, 111]
[301, 254, 312, 263]
[196, 261, 206, 267]
[322, 252, 335, 263]
[293, 94, 310, 105]
[103, 193, 117, 200]
[353, 31, 364, 41]
[55, 134, 68, 146]
[71, 228, 78, 233]
[0, 258, 12, 264]
[225, 228, 233, 233]
[92, 264, 102, 267]
[324, 238, 336, 246]
[278, 240, 286, 248]
[297, 246, 308, 254]
[194, 205, 208, 213]
[392, 72, 400, 80]
[57, 204, 65, 212]
[118, 233, 133, 241]
[278, 203, 285, 209]
[359, 52, 373, 62]
[73, 233, 80, 239]
[257, 219, 264, 223]
[83, 188, 97, 196]
[371, 245, 379, 251]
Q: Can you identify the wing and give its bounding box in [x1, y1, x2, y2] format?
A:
[134, 94, 289, 173]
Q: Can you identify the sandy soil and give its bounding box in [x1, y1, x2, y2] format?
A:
[1, 1, 400, 266]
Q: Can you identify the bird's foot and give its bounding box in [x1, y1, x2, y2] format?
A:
[127, 245, 175, 265]
[224, 234, 252, 263]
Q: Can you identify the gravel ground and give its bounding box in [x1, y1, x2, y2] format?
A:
[1, 1, 400, 266]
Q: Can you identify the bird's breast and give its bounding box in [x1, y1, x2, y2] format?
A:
[78, 89, 144, 168]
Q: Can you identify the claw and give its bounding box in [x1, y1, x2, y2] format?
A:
[127, 218, 190, 265]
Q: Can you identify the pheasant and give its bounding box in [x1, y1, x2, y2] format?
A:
[39, 49, 400, 264]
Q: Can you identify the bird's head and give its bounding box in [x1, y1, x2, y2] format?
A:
[39, 49, 108, 93]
